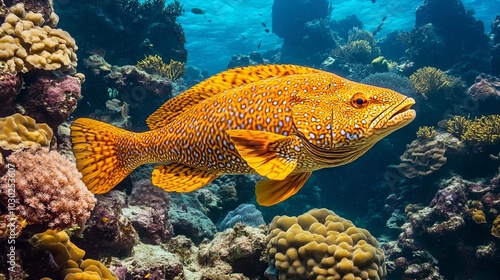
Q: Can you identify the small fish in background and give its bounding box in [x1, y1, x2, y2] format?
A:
[241, 34, 246, 40]
[191, 8, 205, 15]
[372, 16, 387, 36]
[264, 29, 270, 33]
[261, 22, 266, 27]
[258, 13, 263, 16]
[371, 0, 376, 3]
[257, 41, 261, 49]
[191, 7, 210, 21]
[382, 15, 387, 22]
[71, 64, 415, 206]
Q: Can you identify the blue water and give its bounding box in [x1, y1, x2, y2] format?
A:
[178, 0, 500, 74]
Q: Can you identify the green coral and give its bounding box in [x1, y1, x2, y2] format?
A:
[416, 126, 436, 140]
[371, 56, 396, 73]
[447, 115, 500, 145]
[409, 67, 451, 98]
[136, 55, 186, 81]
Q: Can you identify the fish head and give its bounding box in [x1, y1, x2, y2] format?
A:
[292, 72, 415, 165]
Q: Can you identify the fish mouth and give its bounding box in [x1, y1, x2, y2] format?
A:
[370, 97, 416, 130]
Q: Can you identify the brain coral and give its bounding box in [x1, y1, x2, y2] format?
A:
[0, 148, 96, 229]
[266, 208, 386, 280]
[0, 3, 77, 73]
[0, 113, 53, 151]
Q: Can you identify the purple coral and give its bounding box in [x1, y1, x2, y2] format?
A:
[20, 73, 81, 128]
[0, 72, 23, 116]
[0, 148, 96, 229]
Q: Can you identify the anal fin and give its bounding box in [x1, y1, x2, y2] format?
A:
[152, 164, 219, 192]
[226, 129, 298, 180]
[255, 172, 312, 206]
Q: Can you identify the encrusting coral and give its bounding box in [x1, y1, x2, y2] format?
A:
[0, 113, 53, 151]
[0, 148, 96, 229]
[389, 138, 447, 178]
[266, 208, 386, 280]
[492, 215, 500, 238]
[0, 3, 77, 73]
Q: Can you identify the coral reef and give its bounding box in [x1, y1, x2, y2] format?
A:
[0, 148, 96, 229]
[266, 208, 386, 280]
[0, 113, 53, 152]
[218, 203, 265, 231]
[385, 172, 500, 279]
[0, 3, 77, 73]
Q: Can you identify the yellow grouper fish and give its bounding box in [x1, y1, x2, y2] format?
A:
[71, 64, 416, 206]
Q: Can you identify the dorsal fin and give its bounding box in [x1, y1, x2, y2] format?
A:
[146, 64, 322, 130]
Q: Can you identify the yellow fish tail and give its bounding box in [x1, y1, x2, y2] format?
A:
[70, 118, 137, 194]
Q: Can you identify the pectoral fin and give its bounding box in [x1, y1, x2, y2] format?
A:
[226, 129, 298, 180]
[255, 172, 312, 206]
[152, 163, 219, 192]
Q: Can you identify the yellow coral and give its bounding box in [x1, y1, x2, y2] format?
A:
[492, 215, 500, 238]
[447, 115, 500, 145]
[416, 126, 436, 140]
[471, 209, 487, 224]
[63, 259, 118, 280]
[29, 229, 85, 268]
[0, 113, 53, 151]
[409, 67, 450, 98]
[30, 230, 118, 280]
[136, 55, 185, 81]
[267, 208, 386, 280]
[0, 3, 77, 73]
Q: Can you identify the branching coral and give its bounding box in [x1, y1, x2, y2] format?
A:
[416, 126, 436, 140]
[136, 54, 186, 81]
[0, 3, 77, 73]
[0, 113, 53, 151]
[447, 115, 500, 145]
[266, 208, 386, 280]
[0, 148, 96, 229]
[409, 67, 450, 98]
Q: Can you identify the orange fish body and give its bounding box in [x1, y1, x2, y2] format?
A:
[71, 65, 415, 206]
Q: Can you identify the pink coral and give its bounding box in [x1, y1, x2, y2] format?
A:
[0, 148, 96, 229]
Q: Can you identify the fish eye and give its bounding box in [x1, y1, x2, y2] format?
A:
[351, 92, 369, 108]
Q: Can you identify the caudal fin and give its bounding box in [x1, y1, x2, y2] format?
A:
[70, 118, 137, 194]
